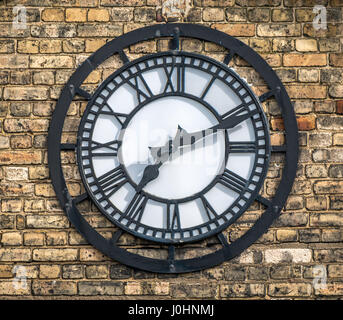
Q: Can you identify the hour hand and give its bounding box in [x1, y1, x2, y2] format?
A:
[136, 163, 161, 192]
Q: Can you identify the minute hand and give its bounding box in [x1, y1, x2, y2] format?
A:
[179, 109, 260, 146]
[212, 109, 259, 130]
[150, 110, 259, 162]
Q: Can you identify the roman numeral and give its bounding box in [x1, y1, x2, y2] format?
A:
[176, 58, 185, 93]
[221, 103, 249, 121]
[119, 193, 148, 224]
[229, 141, 257, 153]
[97, 104, 128, 126]
[89, 140, 121, 157]
[167, 203, 181, 232]
[200, 195, 219, 222]
[218, 169, 247, 194]
[94, 166, 127, 199]
[201, 75, 216, 99]
[127, 74, 153, 104]
[163, 63, 176, 93]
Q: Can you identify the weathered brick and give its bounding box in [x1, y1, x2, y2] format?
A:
[171, 282, 217, 298]
[329, 85, 343, 98]
[268, 283, 311, 297]
[42, 8, 64, 22]
[66, 8, 87, 22]
[4, 119, 49, 133]
[27, 215, 68, 229]
[79, 281, 124, 295]
[86, 265, 108, 279]
[315, 283, 343, 296]
[314, 181, 343, 194]
[322, 229, 343, 242]
[88, 8, 110, 22]
[33, 71, 55, 85]
[33, 24, 77, 38]
[0, 280, 31, 295]
[220, 283, 264, 298]
[0, 215, 15, 229]
[248, 8, 270, 22]
[0, 54, 29, 68]
[318, 39, 340, 52]
[62, 265, 83, 279]
[276, 229, 297, 242]
[4, 87, 49, 101]
[306, 196, 327, 211]
[18, 40, 39, 54]
[0, 40, 15, 53]
[30, 55, 73, 68]
[32, 280, 77, 295]
[0, 265, 13, 278]
[1, 232, 22, 246]
[310, 213, 343, 227]
[265, 249, 312, 263]
[272, 9, 293, 22]
[286, 85, 326, 99]
[77, 24, 122, 37]
[33, 249, 78, 262]
[80, 248, 108, 262]
[212, 23, 255, 36]
[329, 53, 343, 67]
[23, 232, 45, 246]
[257, 24, 301, 37]
[298, 69, 319, 83]
[0, 249, 31, 262]
[0, 151, 41, 164]
[284, 53, 326, 66]
[39, 40, 62, 53]
[39, 265, 61, 279]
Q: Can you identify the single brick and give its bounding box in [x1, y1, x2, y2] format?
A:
[212, 23, 255, 36]
[66, 8, 87, 22]
[39, 265, 61, 279]
[32, 280, 77, 295]
[33, 249, 78, 262]
[62, 265, 84, 279]
[265, 248, 312, 263]
[18, 40, 39, 53]
[88, 9, 110, 22]
[86, 265, 108, 279]
[203, 8, 225, 21]
[79, 281, 124, 296]
[23, 232, 45, 246]
[42, 8, 64, 22]
[269, 283, 311, 297]
[220, 283, 264, 298]
[1, 232, 22, 246]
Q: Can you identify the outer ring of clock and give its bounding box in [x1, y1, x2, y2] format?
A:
[48, 23, 299, 273]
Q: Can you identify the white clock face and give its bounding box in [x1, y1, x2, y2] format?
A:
[77, 52, 270, 243]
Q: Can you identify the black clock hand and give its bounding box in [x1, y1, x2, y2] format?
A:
[136, 162, 162, 192]
[137, 140, 176, 192]
[150, 109, 259, 162]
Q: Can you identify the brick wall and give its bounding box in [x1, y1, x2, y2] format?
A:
[0, 0, 343, 299]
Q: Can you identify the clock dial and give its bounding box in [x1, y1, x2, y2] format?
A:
[77, 52, 270, 243]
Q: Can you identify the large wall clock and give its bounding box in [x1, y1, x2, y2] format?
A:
[48, 24, 299, 273]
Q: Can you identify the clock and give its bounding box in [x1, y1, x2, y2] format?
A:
[48, 24, 299, 273]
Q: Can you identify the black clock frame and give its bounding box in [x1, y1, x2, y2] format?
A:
[77, 51, 270, 244]
[48, 23, 299, 273]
